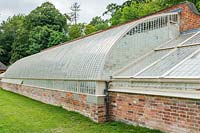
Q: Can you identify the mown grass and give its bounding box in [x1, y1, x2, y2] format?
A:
[0, 88, 162, 133]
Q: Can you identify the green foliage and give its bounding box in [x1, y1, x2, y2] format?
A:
[10, 2, 67, 63]
[158, 0, 199, 7]
[0, 89, 162, 133]
[85, 24, 96, 35]
[10, 28, 29, 63]
[25, 2, 66, 32]
[103, 3, 120, 16]
[197, 1, 200, 11]
[110, 0, 162, 25]
[89, 16, 109, 31]
[28, 26, 67, 55]
[48, 30, 68, 47]
[0, 46, 4, 55]
[109, 0, 200, 26]
[68, 24, 82, 39]
[28, 26, 49, 54]
[0, 15, 25, 65]
[110, 10, 123, 26]
[119, 2, 141, 23]
[0, 2, 68, 64]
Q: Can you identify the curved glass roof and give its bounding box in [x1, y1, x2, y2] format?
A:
[4, 24, 132, 80]
[3, 12, 179, 81]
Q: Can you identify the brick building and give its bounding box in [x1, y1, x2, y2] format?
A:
[0, 62, 6, 73]
[1, 2, 200, 133]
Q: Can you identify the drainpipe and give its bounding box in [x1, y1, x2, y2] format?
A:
[104, 79, 111, 121]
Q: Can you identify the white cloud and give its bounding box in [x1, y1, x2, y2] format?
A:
[0, 0, 126, 23]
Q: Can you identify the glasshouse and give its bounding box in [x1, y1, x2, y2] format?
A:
[1, 2, 200, 133]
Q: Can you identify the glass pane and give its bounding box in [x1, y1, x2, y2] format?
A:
[157, 32, 195, 49]
[137, 46, 199, 77]
[182, 32, 200, 46]
[166, 51, 200, 77]
[117, 50, 170, 76]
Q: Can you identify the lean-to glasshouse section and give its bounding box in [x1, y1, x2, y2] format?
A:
[137, 46, 199, 77]
[166, 51, 200, 77]
[114, 31, 200, 79]
[102, 13, 179, 79]
[113, 49, 171, 77]
[2, 12, 179, 95]
[181, 32, 200, 46]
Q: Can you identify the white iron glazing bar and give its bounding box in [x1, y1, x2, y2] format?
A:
[106, 13, 179, 76]
[155, 32, 199, 51]
[113, 38, 175, 76]
[177, 31, 200, 46]
[161, 47, 200, 77]
[132, 49, 177, 77]
[132, 32, 200, 78]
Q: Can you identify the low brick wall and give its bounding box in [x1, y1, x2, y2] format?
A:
[109, 92, 200, 133]
[2, 82, 200, 132]
[0, 82, 106, 123]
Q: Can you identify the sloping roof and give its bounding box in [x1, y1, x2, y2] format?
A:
[114, 30, 200, 79]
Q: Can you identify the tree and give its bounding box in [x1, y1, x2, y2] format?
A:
[28, 26, 67, 55]
[109, 0, 162, 25]
[197, 1, 200, 11]
[25, 2, 66, 32]
[68, 24, 82, 39]
[0, 46, 4, 55]
[158, 0, 199, 8]
[10, 2, 68, 63]
[0, 15, 25, 65]
[70, 2, 81, 25]
[110, 9, 123, 26]
[85, 24, 96, 35]
[28, 26, 50, 54]
[10, 27, 29, 63]
[103, 3, 120, 16]
[89, 16, 109, 31]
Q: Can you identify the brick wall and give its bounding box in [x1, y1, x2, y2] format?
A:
[3, 80, 200, 133]
[109, 92, 200, 133]
[0, 82, 106, 123]
[159, 2, 200, 32]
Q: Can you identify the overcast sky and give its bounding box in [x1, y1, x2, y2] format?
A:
[0, 0, 126, 23]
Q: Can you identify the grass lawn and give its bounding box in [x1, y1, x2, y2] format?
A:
[0, 88, 162, 133]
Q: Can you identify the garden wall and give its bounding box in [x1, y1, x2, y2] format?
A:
[109, 92, 200, 133]
[2, 81, 200, 133]
[158, 2, 200, 32]
[0, 82, 106, 123]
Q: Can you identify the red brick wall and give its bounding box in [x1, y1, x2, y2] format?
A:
[2, 82, 200, 132]
[109, 92, 200, 133]
[0, 82, 106, 123]
[159, 2, 200, 32]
